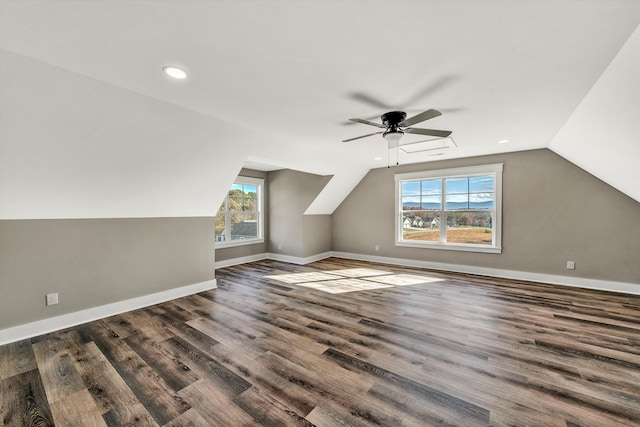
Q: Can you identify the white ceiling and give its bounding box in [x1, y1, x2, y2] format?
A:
[1, 0, 639, 218]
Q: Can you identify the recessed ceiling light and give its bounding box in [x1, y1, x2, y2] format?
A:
[498, 139, 510, 144]
[163, 66, 187, 79]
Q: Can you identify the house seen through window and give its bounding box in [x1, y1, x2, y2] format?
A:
[395, 164, 502, 253]
[215, 177, 264, 246]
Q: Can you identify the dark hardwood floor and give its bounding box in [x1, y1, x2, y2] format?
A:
[2, 258, 640, 426]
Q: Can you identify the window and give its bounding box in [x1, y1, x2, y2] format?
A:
[395, 164, 502, 253]
[215, 177, 264, 247]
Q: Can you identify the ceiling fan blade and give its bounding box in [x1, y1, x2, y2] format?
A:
[403, 109, 442, 127]
[405, 128, 452, 138]
[342, 131, 383, 142]
[348, 92, 393, 110]
[349, 118, 385, 128]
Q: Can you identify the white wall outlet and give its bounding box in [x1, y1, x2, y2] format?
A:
[566, 261, 575, 270]
[374, 244, 380, 251]
[46, 293, 59, 306]
[278, 243, 282, 250]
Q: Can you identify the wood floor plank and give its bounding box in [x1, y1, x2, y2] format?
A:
[177, 379, 257, 426]
[70, 341, 157, 425]
[233, 386, 315, 427]
[368, 381, 494, 427]
[324, 347, 490, 424]
[160, 335, 252, 399]
[106, 309, 175, 343]
[161, 408, 209, 427]
[2, 257, 640, 426]
[124, 333, 200, 393]
[0, 369, 54, 427]
[31, 338, 85, 404]
[0, 339, 37, 381]
[83, 321, 191, 425]
[49, 388, 107, 427]
[258, 350, 404, 426]
[305, 400, 372, 427]
[185, 316, 265, 360]
[239, 356, 320, 417]
[151, 303, 221, 355]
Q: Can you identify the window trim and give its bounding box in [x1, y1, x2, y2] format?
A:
[395, 163, 503, 254]
[215, 176, 264, 248]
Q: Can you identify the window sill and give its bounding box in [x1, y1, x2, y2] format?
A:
[215, 238, 264, 249]
[396, 241, 502, 254]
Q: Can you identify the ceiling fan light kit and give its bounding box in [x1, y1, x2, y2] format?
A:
[383, 130, 404, 146]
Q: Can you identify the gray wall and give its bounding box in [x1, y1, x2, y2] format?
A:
[0, 217, 215, 329]
[215, 168, 269, 263]
[302, 215, 332, 258]
[332, 149, 640, 284]
[3, 149, 638, 335]
[268, 169, 331, 258]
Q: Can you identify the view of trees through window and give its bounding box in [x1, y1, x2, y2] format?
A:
[215, 181, 261, 243]
[401, 175, 495, 245]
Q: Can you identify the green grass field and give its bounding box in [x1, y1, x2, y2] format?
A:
[403, 227, 492, 244]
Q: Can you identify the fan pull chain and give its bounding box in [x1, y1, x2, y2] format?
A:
[387, 142, 400, 168]
[387, 141, 390, 168]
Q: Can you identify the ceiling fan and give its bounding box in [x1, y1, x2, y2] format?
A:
[342, 109, 452, 145]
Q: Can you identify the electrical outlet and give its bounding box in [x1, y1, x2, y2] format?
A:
[46, 293, 59, 306]
[374, 245, 380, 251]
[566, 261, 575, 270]
[278, 243, 282, 250]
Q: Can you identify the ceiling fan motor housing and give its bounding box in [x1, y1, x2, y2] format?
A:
[381, 111, 407, 127]
[382, 111, 406, 139]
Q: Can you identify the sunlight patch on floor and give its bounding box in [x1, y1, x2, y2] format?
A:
[293, 278, 394, 294]
[325, 268, 394, 278]
[265, 269, 444, 294]
[263, 271, 344, 284]
[364, 274, 444, 286]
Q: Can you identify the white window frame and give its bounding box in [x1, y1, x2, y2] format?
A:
[215, 176, 264, 248]
[395, 163, 503, 254]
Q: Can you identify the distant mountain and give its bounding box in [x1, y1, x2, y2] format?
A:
[403, 201, 494, 210]
[405, 202, 440, 209]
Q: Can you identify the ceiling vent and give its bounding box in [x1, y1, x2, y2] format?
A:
[399, 137, 457, 154]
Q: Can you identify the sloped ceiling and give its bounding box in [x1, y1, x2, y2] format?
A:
[550, 25, 640, 202]
[1, 0, 639, 219]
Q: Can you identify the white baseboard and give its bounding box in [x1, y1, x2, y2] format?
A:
[215, 253, 269, 269]
[0, 279, 217, 346]
[331, 251, 640, 295]
[9, 251, 634, 346]
[267, 251, 332, 265]
[215, 250, 640, 295]
[214, 251, 332, 269]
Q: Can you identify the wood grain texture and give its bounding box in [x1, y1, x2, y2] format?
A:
[49, 389, 106, 427]
[71, 341, 156, 425]
[0, 369, 54, 427]
[0, 339, 37, 381]
[1, 257, 640, 426]
[82, 321, 191, 425]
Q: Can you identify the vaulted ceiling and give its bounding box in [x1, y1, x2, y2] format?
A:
[1, 0, 638, 219]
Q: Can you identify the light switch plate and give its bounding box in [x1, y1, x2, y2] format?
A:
[46, 293, 59, 306]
